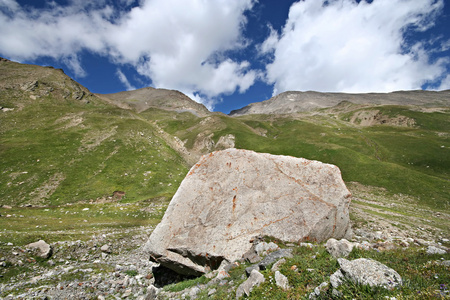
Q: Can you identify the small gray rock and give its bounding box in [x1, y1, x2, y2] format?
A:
[208, 288, 216, 296]
[26, 240, 52, 259]
[145, 285, 158, 300]
[255, 242, 279, 256]
[439, 260, 450, 266]
[245, 249, 293, 276]
[215, 269, 231, 281]
[299, 242, 315, 248]
[309, 282, 328, 299]
[189, 286, 201, 298]
[242, 247, 261, 264]
[275, 271, 289, 290]
[245, 265, 260, 277]
[236, 269, 265, 299]
[100, 244, 111, 253]
[336, 258, 402, 290]
[326, 238, 353, 258]
[330, 269, 344, 288]
[258, 249, 293, 270]
[271, 258, 286, 272]
[426, 246, 446, 255]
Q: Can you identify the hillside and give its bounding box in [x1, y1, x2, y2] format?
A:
[229, 90, 450, 116]
[0, 58, 190, 206]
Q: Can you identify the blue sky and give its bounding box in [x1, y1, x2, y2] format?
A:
[1, 0, 449, 113]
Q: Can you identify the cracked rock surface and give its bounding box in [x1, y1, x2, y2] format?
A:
[145, 149, 352, 276]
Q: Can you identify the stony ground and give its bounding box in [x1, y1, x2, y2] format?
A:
[1, 226, 158, 299]
[1, 185, 449, 299]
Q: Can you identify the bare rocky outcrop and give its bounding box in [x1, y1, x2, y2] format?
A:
[0, 58, 94, 103]
[145, 149, 352, 276]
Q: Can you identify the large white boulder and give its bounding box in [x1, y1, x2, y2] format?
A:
[145, 149, 352, 275]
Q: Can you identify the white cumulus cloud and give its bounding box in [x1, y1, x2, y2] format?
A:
[0, 0, 257, 109]
[261, 0, 449, 95]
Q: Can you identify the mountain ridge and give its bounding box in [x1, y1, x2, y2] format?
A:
[100, 87, 211, 117]
[230, 90, 450, 116]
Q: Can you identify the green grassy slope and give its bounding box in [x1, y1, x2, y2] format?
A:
[151, 108, 449, 210]
[0, 60, 189, 206]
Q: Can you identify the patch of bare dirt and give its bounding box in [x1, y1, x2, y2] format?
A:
[28, 173, 66, 205]
[54, 112, 85, 129]
[349, 110, 416, 127]
[78, 126, 118, 152]
[414, 107, 449, 113]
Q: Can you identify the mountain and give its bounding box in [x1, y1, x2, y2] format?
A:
[229, 90, 450, 116]
[99, 87, 211, 117]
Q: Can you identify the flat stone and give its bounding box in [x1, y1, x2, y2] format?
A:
[255, 242, 279, 256]
[242, 247, 261, 264]
[426, 246, 447, 255]
[334, 258, 402, 290]
[245, 265, 260, 277]
[258, 249, 293, 270]
[245, 249, 293, 276]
